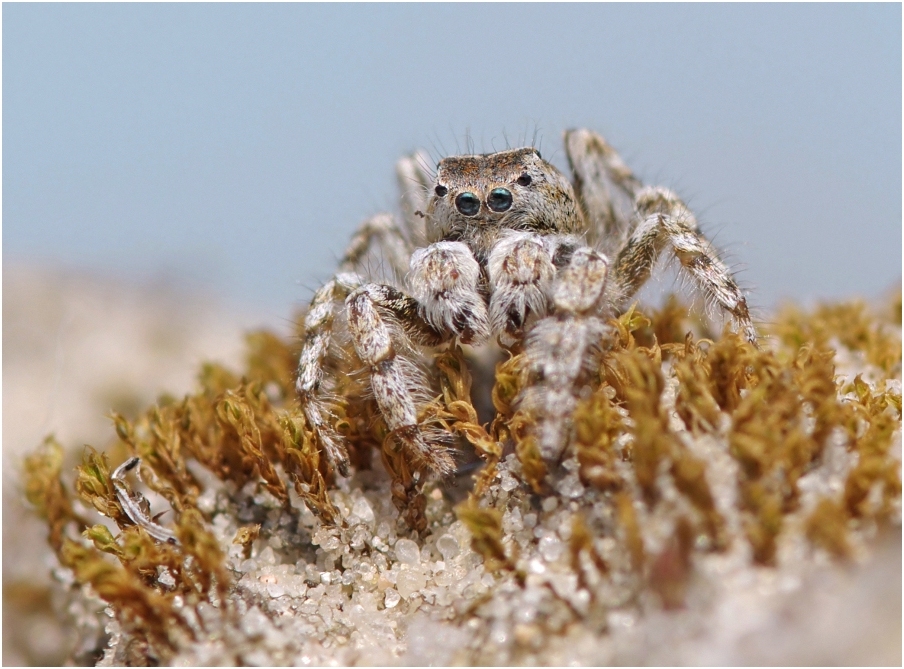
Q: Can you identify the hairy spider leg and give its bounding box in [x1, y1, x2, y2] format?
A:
[395, 151, 434, 248]
[564, 128, 642, 255]
[613, 187, 757, 345]
[346, 282, 455, 476]
[519, 246, 611, 460]
[566, 129, 756, 345]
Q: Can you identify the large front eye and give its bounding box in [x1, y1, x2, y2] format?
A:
[455, 192, 481, 216]
[487, 188, 513, 212]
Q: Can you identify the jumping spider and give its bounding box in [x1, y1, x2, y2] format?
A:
[296, 129, 756, 480]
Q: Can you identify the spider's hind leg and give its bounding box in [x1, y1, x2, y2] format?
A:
[339, 212, 413, 281]
[564, 128, 642, 254]
[612, 186, 757, 344]
[396, 150, 434, 247]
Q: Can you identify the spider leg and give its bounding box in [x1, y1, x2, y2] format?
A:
[339, 212, 413, 280]
[296, 271, 364, 476]
[395, 150, 434, 246]
[346, 283, 456, 477]
[564, 129, 642, 255]
[298, 211, 413, 475]
[613, 186, 757, 344]
[346, 241, 491, 477]
[520, 245, 610, 461]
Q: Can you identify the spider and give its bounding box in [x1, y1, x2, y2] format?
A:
[295, 129, 756, 480]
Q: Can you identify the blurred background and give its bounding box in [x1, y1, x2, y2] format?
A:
[5, 4, 901, 315]
[3, 4, 901, 664]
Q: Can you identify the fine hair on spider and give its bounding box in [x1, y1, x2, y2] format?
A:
[410, 124, 546, 195]
[296, 128, 757, 488]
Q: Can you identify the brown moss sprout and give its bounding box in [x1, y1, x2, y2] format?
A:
[23, 290, 902, 658]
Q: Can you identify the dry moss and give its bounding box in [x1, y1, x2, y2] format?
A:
[843, 378, 901, 520]
[572, 384, 624, 493]
[774, 297, 902, 373]
[21, 292, 902, 664]
[805, 498, 851, 559]
[456, 497, 519, 577]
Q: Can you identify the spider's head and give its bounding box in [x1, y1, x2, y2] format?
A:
[426, 147, 583, 248]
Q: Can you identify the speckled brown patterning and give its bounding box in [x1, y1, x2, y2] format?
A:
[296, 129, 756, 479]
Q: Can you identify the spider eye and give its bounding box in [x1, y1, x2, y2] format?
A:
[487, 188, 513, 213]
[455, 192, 481, 216]
[434, 185, 448, 197]
[516, 174, 532, 187]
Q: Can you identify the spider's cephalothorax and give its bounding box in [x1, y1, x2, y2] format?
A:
[427, 147, 583, 250]
[296, 129, 756, 483]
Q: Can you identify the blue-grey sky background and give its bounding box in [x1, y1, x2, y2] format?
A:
[4, 3, 901, 323]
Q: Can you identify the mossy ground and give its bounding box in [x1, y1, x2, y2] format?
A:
[22, 289, 902, 665]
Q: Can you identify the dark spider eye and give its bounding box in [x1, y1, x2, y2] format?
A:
[516, 174, 532, 187]
[434, 184, 448, 197]
[455, 192, 481, 216]
[487, 188, 513, 212]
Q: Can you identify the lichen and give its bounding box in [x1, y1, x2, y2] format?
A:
[22, 292, 902, 665]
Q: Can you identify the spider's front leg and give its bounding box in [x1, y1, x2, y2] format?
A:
[296, 272, 364, 476]
[486, 232, 610, 462]
[520, 245, 611, 462]
[614, 187, 758, 345]
[349, 241, 490, 477]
